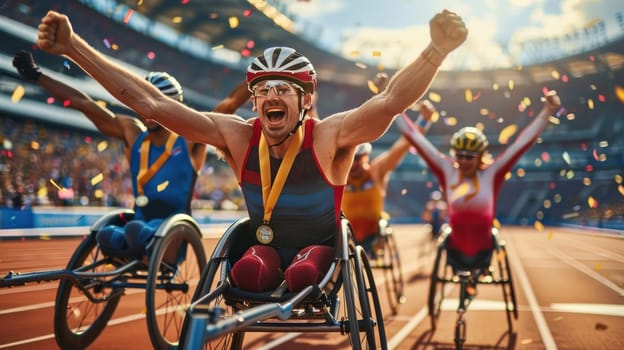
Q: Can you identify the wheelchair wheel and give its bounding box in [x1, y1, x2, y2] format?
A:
[496, 244, 518, 330]
[378, 232, 405, 315]
[54, 234, 123, 350]
[354, 245, 388, 349]
[146, 220, 207, 350]
[178, 255, 244, 350]
[427, 243, 447, 331]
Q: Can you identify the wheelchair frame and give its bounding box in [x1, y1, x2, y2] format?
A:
[369, 218, 405, 315]
[179, 217, 387, 350]
[1, 209, 207, 350]
[427, 225, 518, 350]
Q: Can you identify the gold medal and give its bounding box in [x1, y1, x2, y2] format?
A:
[256, 224, 274, 244]
[135, 195, 149, 207]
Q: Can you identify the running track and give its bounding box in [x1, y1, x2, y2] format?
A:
[1, 224, 622, 349]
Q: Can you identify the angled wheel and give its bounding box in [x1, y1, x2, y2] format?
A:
[146, 219, 207, 350]
[378, 230, 405, 315]
[178, 254, 244, 350]
[354, 245, 388, 349]
[496, 244, 518, 331]
[427, 243, 448, 331]
[54, 234, 124, 350]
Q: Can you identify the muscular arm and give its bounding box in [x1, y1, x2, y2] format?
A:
[37, 11, 237, 151]
[36, 74, 141, 144]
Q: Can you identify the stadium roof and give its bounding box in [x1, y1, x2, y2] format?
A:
[114, 0, 376, 85]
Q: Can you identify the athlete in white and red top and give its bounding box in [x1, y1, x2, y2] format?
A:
[397, 91, 561, 258]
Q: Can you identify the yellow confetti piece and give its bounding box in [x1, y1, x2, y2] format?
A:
[49, 178, 64, 191]
[508, 79, 514, 90]
[97, 140, 108, 152]
[594, 263, 602, 271]
[547, 231, 554, 240]
[91, 173, 104, 186]
[12, 85, 25, 103]
[228, 16, 239, 28]
[172, 16, 183, 24]
[428, 92, 441, 103]
[372, 50, 381, 57]
[498, 124, 518, 144]
[616, 175, 623, 184]
[614, 85, 624, 103]
[367, 80, 378, 94]
[587, 196, 598, 208]
[157, 181, 169, 192]
[445, 116, 457, 126]
[94, 189, 104, 199]
[618, 185, 624, 196]
[449, 183, 470, 202]
[40, 235, 51, 240]
[465, 89, 473, 103]
[587, 98, 594, 110]
[493, 218, 501, 229]
[534, 221, 544, 232]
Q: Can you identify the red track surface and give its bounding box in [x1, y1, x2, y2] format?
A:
[1, 224, 622, 349]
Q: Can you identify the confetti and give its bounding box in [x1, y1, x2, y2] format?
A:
[123, 9, 134, 24]
[91, 173, 104, 186]
[618, 185, 624, 196]
[465, 89, 473, 103]
[534, 221, 544, 232]
[587, 196, 598, 208]
[562, 152, 571, 165]
[11, 85, 25, 103]
[615, 85, 624, 103]
[367, 80, 379, 94]
[498, 124, 518, 144]
[157, 181, 170, 192]
[228, 16, 239, 28]
[428, 92, 441, 103]
[401, 188, 407, 195]
[547, 231, 554, 240]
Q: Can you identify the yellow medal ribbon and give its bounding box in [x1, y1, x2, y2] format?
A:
[258, 126, 304, 226]
[136, 133, 179, 196]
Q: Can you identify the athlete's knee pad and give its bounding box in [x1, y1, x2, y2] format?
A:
[231, 245, 281, 292]
[96, 225, 127, 252]
[284, 245, 334, 292]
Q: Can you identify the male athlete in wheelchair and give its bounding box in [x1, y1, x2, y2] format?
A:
[6, 51, 250, 350]
[397, 90, 562, 349]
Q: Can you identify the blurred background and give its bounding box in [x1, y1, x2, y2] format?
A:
[0, 0, 622, 231]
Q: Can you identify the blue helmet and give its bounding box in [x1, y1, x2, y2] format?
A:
[145, 72, 183, 102]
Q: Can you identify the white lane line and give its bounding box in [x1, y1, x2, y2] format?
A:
[546, 303, 624, 317]
[388, 307, 428, 349]
[507, 240, 558, 350]
[546, 247, 624, 296]
[256, 333, 302, 350]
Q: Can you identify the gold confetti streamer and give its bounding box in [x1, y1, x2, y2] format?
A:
[11, 85, 25, 103]
[498, 124, 518, 144]
[91, 173, 104, 186]
[615, 85, 624, 103]
[465, 89, 473, 103]
[534, 221, 544, 232]
[157, 181, 170, 192]
[367, 80, 378, 94]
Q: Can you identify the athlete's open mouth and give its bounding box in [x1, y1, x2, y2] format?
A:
[266, 108, 285, 121]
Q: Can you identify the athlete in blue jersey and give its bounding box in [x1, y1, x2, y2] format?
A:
[36, 9, 468, 291]
[13, 51, 251, 257]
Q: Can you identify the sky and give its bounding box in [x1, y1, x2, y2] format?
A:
[283, 0, 623, 70]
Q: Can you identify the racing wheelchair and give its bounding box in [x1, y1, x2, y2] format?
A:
[369, 216, 405, 316]
[428, 225, 518, 350]
[0, 209, 206, 350]
[179, 216, 387, 350]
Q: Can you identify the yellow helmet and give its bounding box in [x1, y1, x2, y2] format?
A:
[450, 127, 488, 153]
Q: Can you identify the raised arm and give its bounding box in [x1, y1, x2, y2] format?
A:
[36, 11, 234, 148]
[372, 100, 436, 178]
[491, 90, 562, 173]
[331, 10, 467, 149]
[13, 50, 142, 144]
